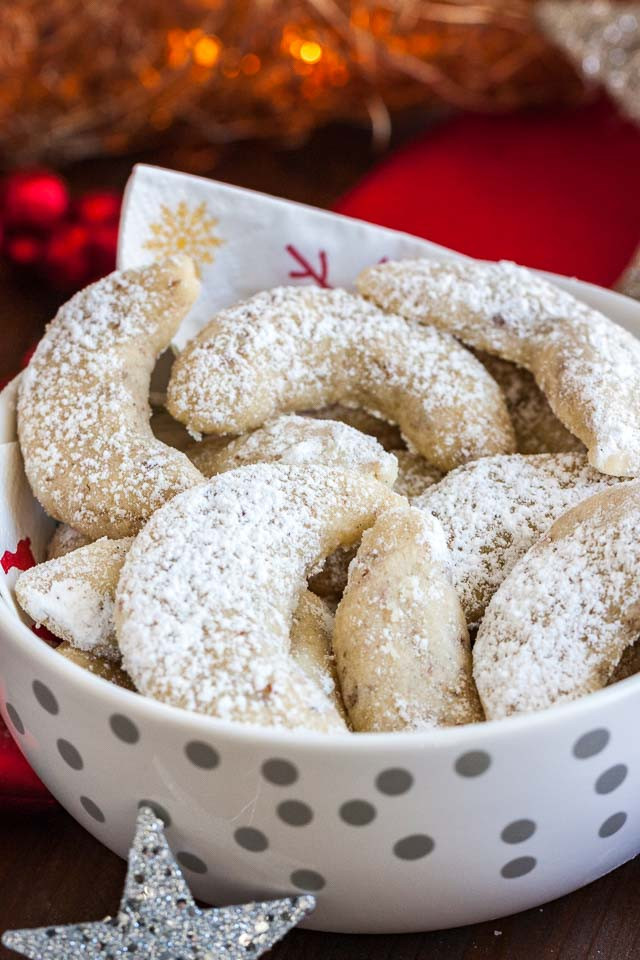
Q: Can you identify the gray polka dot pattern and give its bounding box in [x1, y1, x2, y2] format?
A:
[501, 819, 536, 844]
[32, 680, 58, 715]
[455, 751, 491, 777]
[291, 869, 326, 892]
[57, 738, 83, 770]
[138, 800, 171, 827]
[185, 741, 219, 770]
[5, 703, 24, 735]
[234, 827, 268, 852]
[595, 764, 628, 795]
[109, 714, 139, 744]
[262, 759, 298, 786]
[573, 728, 610, 759]
[393, 834, 434, 860]
[501, 856, 536, 879]
[177, 851, 208, 874]
[80, 796, 105, 823]
[339, 800, 376, 826]
[375, 769, 413, 796]
[277, 801, 313, 827]
[599, 812, 627, 838]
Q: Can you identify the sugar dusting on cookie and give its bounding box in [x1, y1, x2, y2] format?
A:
[334, 504, 482, 732]
[115, 463, 398, 731]
[359, 259, 640, 477]
[17, 257, 202, 539]
[474, 482, 640, 719]
[166, 286, 515, 471]
[418, 452, 622, 625]
[15, 537, 132, 660]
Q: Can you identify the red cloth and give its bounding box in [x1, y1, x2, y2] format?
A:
[335, 100, 640, 288]
[3, 99, 640, 811]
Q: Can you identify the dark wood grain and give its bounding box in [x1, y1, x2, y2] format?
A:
[2, 125, 639, 959]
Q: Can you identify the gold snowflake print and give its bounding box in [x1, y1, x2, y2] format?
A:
[143, 200, 223, 275]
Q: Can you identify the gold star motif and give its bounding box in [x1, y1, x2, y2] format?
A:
[143, 200, 223, 275]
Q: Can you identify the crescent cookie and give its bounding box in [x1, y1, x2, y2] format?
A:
[57, 642, 135, 690]
[418, 452, 621, 625]
[358, 258, 640, 476]
[18, 257, 203, 539]
[290, 592, 347, 725]
[24, 531, 343, 708]
[186, 415, 398, 486]
[334, 506, 483, 731]
[476, 352, 583, 455]
[166, 286, 515, 472]
[474, 482, 640, 719]
[115, 464, 401, 731]
[16, 538, 132, 660]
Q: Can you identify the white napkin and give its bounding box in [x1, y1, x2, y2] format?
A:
[0, 440, 55, 617]
[118, 164, 464, 349]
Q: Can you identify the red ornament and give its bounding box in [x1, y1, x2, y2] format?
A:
[74, 189, 121, 226]
[3, 169, 69, 231]
[4, 231, 43, 267]
[43, 222, 91, 290]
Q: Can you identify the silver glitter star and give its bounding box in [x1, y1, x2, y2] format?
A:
[2, 806, 315, 959]
[537, 1, 640, 126]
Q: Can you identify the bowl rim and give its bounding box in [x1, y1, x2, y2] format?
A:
[3, 263, 640, 756]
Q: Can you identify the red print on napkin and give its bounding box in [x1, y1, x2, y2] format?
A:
[1, 537, 36, 574]
[286, 244, 332, 288]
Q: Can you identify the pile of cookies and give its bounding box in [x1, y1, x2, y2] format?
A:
[14, 254, 640, 733]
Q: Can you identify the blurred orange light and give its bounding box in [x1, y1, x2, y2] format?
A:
[299, 41, 322, 64]
[194, 36, 220, 67]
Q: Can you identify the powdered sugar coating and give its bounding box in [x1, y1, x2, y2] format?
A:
[358, 259, 640, 476]
[474, 482, 640, 719]
[115, 464, 400, 731]
[187, 415, 398, 486]
[16, 538, 132, 659]
[418, 453, 622, 625]
[167, 286, 515, 472]
[334, 506, 483, 731]
[18, 257, 203, 538]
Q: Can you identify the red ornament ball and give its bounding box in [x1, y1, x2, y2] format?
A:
[43, 222, 91, 290]
[3, 170, 69, 231]
[74, 189, 121, 226]
[4, 231, 43, 267]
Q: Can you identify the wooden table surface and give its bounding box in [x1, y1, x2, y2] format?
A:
[2, 123, 639, 960]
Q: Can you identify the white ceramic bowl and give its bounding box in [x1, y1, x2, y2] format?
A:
[2, 273, 640, 935]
